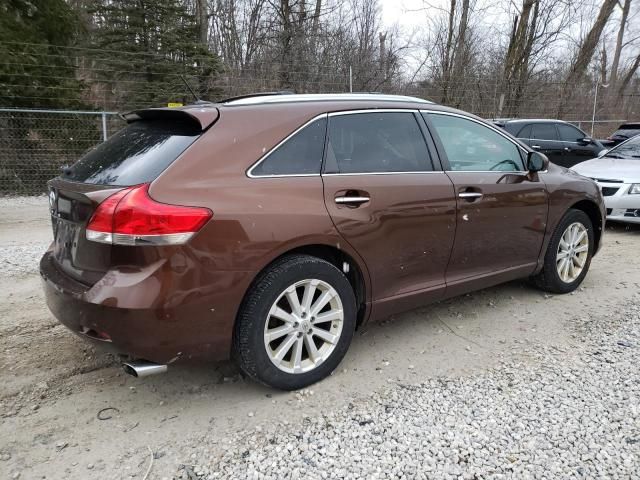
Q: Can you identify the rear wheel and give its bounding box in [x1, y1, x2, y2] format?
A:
[532, 209, 594, 294]
[233, 254, 356, 390]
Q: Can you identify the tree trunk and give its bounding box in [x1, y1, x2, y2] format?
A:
[279, 0, 294, 88]
[557, 0, 618, 115]
[441, 0, 457, 103]
[309, 0, 322, 54]
[610, 0, 631, 86]
[379, 31, 387, 84]
[501, 0, 536, 117]
[617, 53, 640, 97]
[450, 0, 469, 107]
[196, 0, 208, 46]
[194, 0, 210, 94]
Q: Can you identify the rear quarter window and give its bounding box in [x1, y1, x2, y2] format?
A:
[515, 125, 532, 138]
[63, 120, 200, 186]
[250, 117, 327, 176]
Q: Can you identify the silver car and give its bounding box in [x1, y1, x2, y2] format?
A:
[572, 135, 640, 224]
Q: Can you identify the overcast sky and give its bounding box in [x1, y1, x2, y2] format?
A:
[380, 0, 425, 29]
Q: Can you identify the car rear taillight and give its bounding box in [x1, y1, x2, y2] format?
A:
[86, 184, 212, 246]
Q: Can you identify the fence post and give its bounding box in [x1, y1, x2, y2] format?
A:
[101, 112, 108, 141]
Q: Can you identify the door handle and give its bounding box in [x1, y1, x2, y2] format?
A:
[335, 196, 370, 205]
[458, 192, 483, 199]
[531, 145, 541, 149]
[564, 147, 571, 151]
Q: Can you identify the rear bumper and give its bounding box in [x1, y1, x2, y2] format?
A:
[40, 251, 254, 364]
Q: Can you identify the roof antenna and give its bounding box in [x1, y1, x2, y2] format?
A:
[180, 75, 209, 105]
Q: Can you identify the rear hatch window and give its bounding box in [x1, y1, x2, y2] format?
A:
[611, 125, 640, 139]
[62, 119, 200, 186]
[46, 119, 202, 286]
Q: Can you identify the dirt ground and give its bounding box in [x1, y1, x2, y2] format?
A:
[1, 198, 639, 479]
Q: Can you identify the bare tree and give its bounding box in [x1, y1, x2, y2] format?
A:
[617, 52, 640, 97]
[610, 0, 632, 86]
[557, 0, 618, 115]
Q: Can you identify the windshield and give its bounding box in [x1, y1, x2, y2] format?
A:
[604, 136, 640, 159]
[63, 120, 200, 185]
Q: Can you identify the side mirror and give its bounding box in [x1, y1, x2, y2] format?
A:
[579, 137, 593, 145]
[527, 151, 549, 172]
[597, 149, 608, 158]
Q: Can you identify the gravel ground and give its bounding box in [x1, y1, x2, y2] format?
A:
[0, 195, 49, 276]
[1, 243, 48, 276]
[180, 300, 640, 480]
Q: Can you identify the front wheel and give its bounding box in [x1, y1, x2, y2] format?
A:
[233, 254, 357, 390]
[532, 209, 594, 294]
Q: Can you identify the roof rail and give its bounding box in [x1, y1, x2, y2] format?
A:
[218, 91, 295, 103]
[223, 93, 434, 106]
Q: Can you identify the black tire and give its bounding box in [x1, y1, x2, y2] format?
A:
[233, 254, 357, 390]
[532, 209, 594, 294]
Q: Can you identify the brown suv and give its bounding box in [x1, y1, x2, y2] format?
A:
[41, 93, 605, 389]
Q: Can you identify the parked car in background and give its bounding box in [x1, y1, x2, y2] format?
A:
[496, 119, 605, 168]
[572, 135, 640, 224]
[600, 122, 640, 148]
[41, 93, 605, 390]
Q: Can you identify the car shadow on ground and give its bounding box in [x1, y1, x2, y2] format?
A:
[105, 277, 555, 400]
[606, 220, 640, 234]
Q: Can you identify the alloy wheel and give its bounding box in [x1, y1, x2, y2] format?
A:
[556, 222, 589, 283]
[263, 279, 344, 374]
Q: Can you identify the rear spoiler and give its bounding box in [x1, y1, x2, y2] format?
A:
[121, 107, 219, 131]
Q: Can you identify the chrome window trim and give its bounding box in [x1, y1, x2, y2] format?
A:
[247, 113, 327, 179]
[421, 110, 529, 173]
[327, 108, 420, 116]
[322, 171, 445, 177]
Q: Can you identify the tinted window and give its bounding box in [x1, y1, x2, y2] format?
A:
[251, 117, 327, 176]
[427, 114, 524, 171]
[325, 112, 431, 173]
[532, 124, 558, 140]
[612, 127, 640, 139]
[516, 124, 532, 139]
[64, 120, 199, 186]
[557, 124, 585, 142]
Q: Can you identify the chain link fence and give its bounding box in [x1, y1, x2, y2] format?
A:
[0, 109, 124, 195]
[0, 106, 628, 196]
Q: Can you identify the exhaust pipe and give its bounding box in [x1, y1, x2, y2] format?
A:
[122, 360, 167, 378]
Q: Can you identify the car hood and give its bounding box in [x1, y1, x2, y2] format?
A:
[571, 158, 640, 183]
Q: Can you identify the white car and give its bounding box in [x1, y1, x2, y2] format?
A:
[572, 135, 640, 224]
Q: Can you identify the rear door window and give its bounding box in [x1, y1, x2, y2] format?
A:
[557, 124, 585, 142]
[250, 117, 327, 176]
[324, 112, 432, 173]
[531, 124, 559, 141]
[63, 120, 200, 186]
